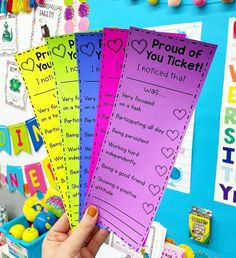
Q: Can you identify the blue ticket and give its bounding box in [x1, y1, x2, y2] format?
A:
[75, 32, 103, 219]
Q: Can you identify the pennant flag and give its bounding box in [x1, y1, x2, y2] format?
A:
[9, 122, 31, 155]
[24, 162, 47, 195]
[0, 126, 12, 155]
[0, 165, 7, 187]
[0, 173, 7, 186]
[42, 157, 56, 188]
[26, 117, 43, 152]
[6, 165, 25, 196]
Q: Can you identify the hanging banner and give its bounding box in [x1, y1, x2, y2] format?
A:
[24, 162, 47, 195]
[0, 174, 7, 186]
[0, 117, 44, 156]
[0, 158, 55, 195]
[0, 126, 11, 155]
[42, 157, 56, 188]
[6, 165, 25, 196]
[0, 165, 7, 186]
[26, 117, 43, 152]
[9, 122, 31, 155]
[214, 18, 236, 206]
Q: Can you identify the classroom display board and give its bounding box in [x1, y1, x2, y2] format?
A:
[214, 19, 236, 207]
[1, 1, 235, 257]
[88, 1, 236, 257]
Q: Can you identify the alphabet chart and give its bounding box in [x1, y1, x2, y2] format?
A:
[75, 32, 103, 217]
[47, 34, 80, 228]
[86, 27, 217, 250]
[14, 45, 70, 222]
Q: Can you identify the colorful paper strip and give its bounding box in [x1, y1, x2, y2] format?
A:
[86, 27, 217, 250]
[47, 34, 80, 228]
[75, 31, 103, 217]
[15, 45, 70, 221]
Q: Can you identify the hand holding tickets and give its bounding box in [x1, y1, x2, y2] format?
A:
[15, 26, 217, 251]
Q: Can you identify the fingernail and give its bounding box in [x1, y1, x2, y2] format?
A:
[87, 205, 98, 218]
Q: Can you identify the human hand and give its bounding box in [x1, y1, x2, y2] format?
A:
[42, 206, 109, 258]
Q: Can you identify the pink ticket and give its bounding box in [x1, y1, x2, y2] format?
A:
[88, 28, 185, 192]
[88, 28, 129, 190]
[86, 27, 217, 250]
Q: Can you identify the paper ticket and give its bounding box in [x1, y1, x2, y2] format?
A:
[86, 27, 217, 250]
[47, 34, 80, 228]
[15, 45, 70, 220]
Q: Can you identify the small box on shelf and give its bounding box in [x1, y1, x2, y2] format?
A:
[0, 215, 46, 258]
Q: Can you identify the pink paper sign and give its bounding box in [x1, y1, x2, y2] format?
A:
[88, 28, 185, 192]
[86, 27, 217, 251]
[88, 28, 129, 190]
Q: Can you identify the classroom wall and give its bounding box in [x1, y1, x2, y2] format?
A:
[89, 1, 236, 257]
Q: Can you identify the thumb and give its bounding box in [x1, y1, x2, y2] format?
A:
[63, 205, 98, 255]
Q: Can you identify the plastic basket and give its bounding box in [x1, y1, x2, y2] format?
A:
[0, 215, 46, 258]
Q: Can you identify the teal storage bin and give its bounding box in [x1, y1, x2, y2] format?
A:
[0, 215, 46, 258]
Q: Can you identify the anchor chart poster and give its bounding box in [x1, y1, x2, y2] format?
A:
[214, 18, 236, 207]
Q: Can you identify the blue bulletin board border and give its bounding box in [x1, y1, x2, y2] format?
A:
[89, 1, 236, 257]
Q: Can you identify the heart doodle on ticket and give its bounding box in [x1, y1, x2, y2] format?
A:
[52, 44, 66, 58]
[80, 42, 95, 57]
[131, 39, 147, 54]
[21, 58, 35, 72]
[142, 203, 154, 215]
[166, 130, 180, 141]
[107, 39, 123, 53]
[155, 165, 168, 177]
[149, 184, 161, 196]
[173, 109, 187, 120]
[161, 147, 174, 158]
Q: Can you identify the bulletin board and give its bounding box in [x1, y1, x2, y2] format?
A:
[89, 1, 236, 257]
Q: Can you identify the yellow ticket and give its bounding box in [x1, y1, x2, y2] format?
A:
[47, 34, 80, 229]
[15, 45, 70, 220]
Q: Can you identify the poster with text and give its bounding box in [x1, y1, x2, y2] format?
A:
[0, 14, 17, 56]
[214, 18, 236, 206]
[31, 3, 62, 47]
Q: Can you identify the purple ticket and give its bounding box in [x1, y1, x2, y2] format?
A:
[88, 29, 185, 194]
[86, 27, 217, 251]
